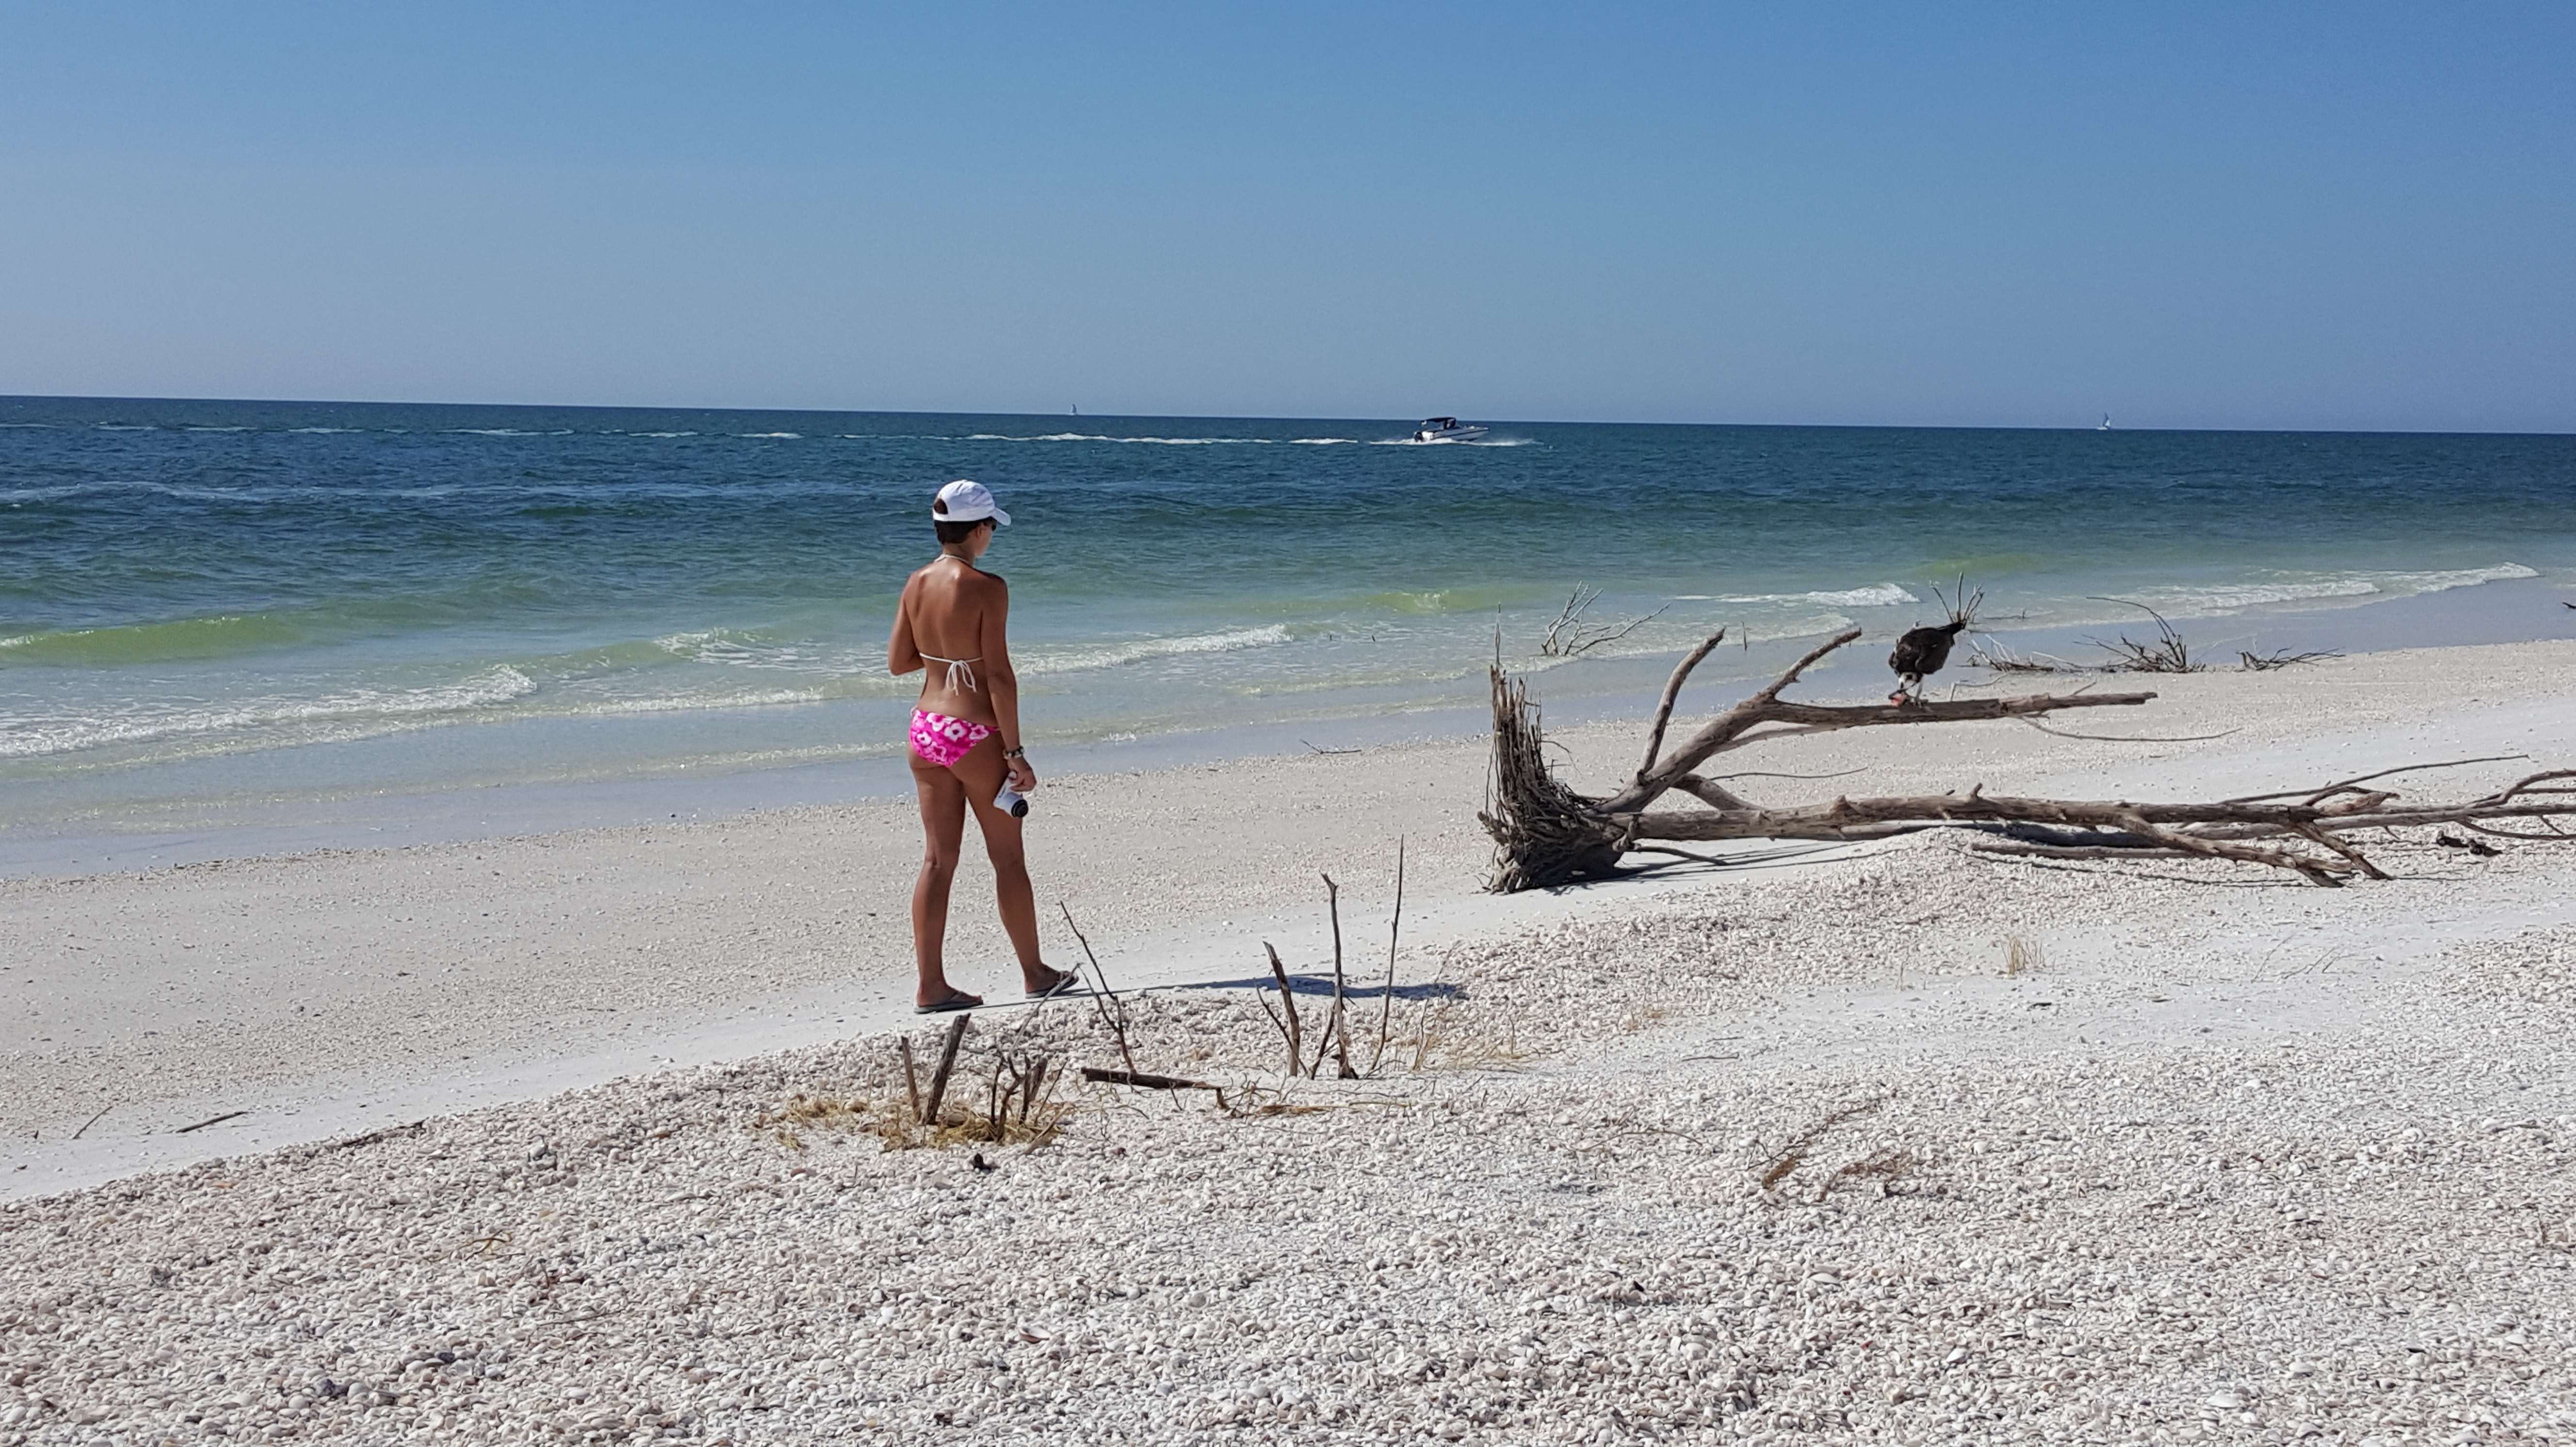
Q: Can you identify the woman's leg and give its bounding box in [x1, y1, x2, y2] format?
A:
[949, 736, 1061, 992]
[909, 750, 979, 1008]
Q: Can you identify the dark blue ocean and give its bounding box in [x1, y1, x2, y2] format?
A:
[5, 395, 2573, 859]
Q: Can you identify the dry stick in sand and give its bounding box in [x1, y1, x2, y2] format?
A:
[1756, 1098, 1884, 1191]
[1261, 943, 1305, 1079]
[898, 1038, 925, 1124]
[1322, 873, 1356, 1079]
[175, 1110, 246, 1135]
[1081, 1066, 1220, 1093]
[1079, 1066, 1231, 1115]
[919, 1014, 970, 1127]
[983, 1055, 1013, 1137]
[72, 1104, 113, 1140]
[1021, 1059, 1047, 1125]
[1058, 902, 1140, 1076]
[1368, 837, 1407, 1075]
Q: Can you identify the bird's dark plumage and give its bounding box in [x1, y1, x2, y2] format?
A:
[1886, 580, 1982, 703]
[1888, 620, 1966, 682]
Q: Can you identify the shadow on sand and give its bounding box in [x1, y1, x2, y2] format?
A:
[1179, 975, 1465, 1002]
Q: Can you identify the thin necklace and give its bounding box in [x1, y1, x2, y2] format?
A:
[938, 551, 976, 565]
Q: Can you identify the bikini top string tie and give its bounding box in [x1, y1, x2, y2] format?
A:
[919, 654, 980, 691]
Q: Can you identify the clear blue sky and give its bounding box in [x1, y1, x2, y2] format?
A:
[2, 3, 2570, 430]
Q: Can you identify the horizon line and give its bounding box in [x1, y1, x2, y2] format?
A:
[3, 392, 2570, 439]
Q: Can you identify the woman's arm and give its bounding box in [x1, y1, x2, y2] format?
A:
[887, 576, 923, 676]
[980, 578, 1035, 790]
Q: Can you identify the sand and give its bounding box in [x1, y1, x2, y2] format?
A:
[5, 640, 2576, 1442]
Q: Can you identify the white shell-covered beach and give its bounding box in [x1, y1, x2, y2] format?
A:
[7, 641, 2576, 1444]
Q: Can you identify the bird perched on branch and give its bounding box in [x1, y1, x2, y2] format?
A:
[1887, 581, 1982, 704]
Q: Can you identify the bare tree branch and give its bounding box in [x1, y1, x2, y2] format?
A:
[1600, 629, 2151, 815]
[1637, 629, 1728, 785]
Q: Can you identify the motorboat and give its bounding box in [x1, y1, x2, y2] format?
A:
[1412, 417, 1487, 444]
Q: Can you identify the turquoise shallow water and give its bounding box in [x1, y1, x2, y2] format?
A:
[4, 395, 2574, 849]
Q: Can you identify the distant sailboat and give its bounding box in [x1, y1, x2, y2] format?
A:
[2098, 413, 2112, 431]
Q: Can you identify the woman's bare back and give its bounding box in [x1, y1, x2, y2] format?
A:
[892, 559, 1011, 724]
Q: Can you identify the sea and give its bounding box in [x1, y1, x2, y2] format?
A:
[6, 395, 2574, 872]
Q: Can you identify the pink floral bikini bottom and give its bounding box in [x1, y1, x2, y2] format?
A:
[908, 709, 994, 769]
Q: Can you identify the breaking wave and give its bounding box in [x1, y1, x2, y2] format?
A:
[962, 433, 1363, 446]
[2128, 563, 2538, 616]
[1020, 625, 1294, 675]
[653, 629, 880, 675]
[0, 667, 538, 759]
[1701, 583, 1920, 608]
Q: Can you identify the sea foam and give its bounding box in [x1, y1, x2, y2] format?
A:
[2130, 563, 2538, 616]
[1021, 625, 1294, 675]
[1712, 583, 1920, 608]
[962, 433, 1362, 446]
[0, 667, 538, 759]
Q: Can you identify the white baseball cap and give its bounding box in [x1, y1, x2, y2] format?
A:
[932, 479, 1010, 526]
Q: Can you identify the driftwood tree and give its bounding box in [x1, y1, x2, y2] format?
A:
[1483, 627, 2576, 890]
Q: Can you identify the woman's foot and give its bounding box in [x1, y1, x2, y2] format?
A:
[915, 988, 983, 1014]
[1023, 965, 1086, 1000]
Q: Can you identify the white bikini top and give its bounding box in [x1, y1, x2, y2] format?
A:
[919, 653, 980, 691]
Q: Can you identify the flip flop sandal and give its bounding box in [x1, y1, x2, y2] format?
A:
[1024, 969, 1087, 1001]
[914, 991, 983, 1014]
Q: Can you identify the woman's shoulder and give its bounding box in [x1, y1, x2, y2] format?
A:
[900, 560, 1006, 593]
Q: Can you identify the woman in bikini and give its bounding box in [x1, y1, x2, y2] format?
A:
[888, 480, 1079, 1013]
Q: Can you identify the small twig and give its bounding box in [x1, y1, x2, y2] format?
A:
[2462, 821, 2570, 842]
[984, 1054, 1011, 1138]
[2020, 719, 2242, 743]
[1541, 584, 1668, 658]
[1060, 901, 1140, 1075]
[2292, 821, 2391, 881]
[175, 1111, 246, 1135]
[1324, 873, 1355, 1079]
[332, 1121, 425, 1151]
[1264, 943, 1305, 1079]
[2223, 755, 2529, 805]
[1369, 838, 1406, 1075]
[1010, 1055, 1041, 1122]
[2238, 648, 2342, 671]
[2084, 597, 2201, 673]
[899, 1039, 924, 1123]
[1755, 1098, 1883, 1190]
[71, 1104, 113, 1140]
[1626, 844, 1732, 865]
[1301, 739, 1361, 756]
[1081, 1067, 1221, 1093]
